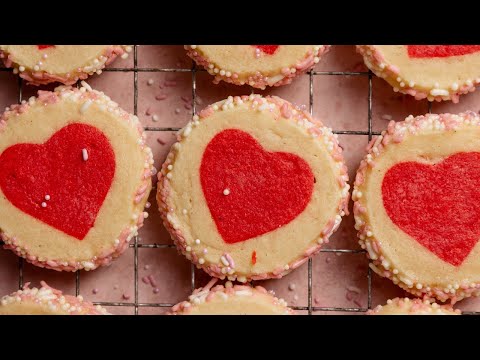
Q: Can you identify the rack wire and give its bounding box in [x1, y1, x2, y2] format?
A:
[2, 45, 476, 315]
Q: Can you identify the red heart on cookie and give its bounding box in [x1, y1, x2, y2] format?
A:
[253, 46, 279, 55]
[0, 123, 115, 240]
[407, 45, 480, 58]
[382, 152, 480, 266]
[37, 45, 55, 50]
[200, 129, 314, 244]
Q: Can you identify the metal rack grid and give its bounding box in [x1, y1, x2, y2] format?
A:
[1, 45, 476, 315]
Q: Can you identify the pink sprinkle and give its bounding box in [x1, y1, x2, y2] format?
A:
[113, 285, 119, 290]
[325, 257, 331, 264]
[175, 108, 181, 114]
[145, 107, 152, 116]
[181, 95, 190, 103]
[346, 285, 361, 294]
[158, 83, 164, 89]
[164, 80, 177, 87]
[314, 297, 320, 305]
[142, 276, 150, 284]
[345, 291, 355, 301]
[153, 288, 160, 294]
[122, 294, 130, 300]
[157, 138, 166, 145]
[353, 299, 363, 307]
[184, 104, 192, 110]
[155, 94, 167, 101]
[92, 288, 99, 294]
[148, 274, 157, 288]
[145, 203, 151, 209]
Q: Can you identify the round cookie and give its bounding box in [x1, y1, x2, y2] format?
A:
[353, 112, 480, 302]
[357, 45, 480, 103]
[0, 282, 109, 315]
[0, 82, 153, 272]
[170, 280, 293, 315]
[185, 45, 329, 89]
[157, 94, 349, 282]
[367, 298, 460, 315]
[0, 45, 132, 86]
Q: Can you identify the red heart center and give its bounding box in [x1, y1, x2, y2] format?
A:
[253, 45, 279, 55]
[37, 45, 55, 50]
[200, 129, 314, 244]
[382, 152, 480, 266]
[407, 45, 480, 58]
[0, 123, 115, 240]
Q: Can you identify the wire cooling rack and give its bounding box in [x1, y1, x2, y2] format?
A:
[3, 45, 475, 315]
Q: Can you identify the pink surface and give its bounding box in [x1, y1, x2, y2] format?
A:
[0, 45, 479, 315]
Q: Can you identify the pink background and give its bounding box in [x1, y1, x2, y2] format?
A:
[0, 45, 479, 315]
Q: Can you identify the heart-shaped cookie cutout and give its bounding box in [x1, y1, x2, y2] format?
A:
[0, 123, 115, 240]
[407, 45, 480, 58]
[200, 129, 314, 244]
[253, 46, 279, 55]
[382, 152, 480, 266]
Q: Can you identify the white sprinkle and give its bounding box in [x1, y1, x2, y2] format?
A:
[288, 283, 296, 291]
[80, 100, 92, 114]
[199, 258, 205, 264]
[19, 66, 25, 72]
[152, 114, 159, 122]
[220, 256, 229, 267]
[44, 195, 50, 201]
[182, 209, 187, 215]
[430, 89, 449, 97]
[80, 81, 92, 92]
[195, 239, 201, 245]
[147, 79, 154, 86]
[41, 202, 47, 208]
[223, 188, 230, 196]
[82, 148, 89, 161]
[235, 290, 252, 296]
[381, 114, 392, 121]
